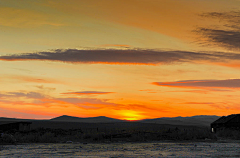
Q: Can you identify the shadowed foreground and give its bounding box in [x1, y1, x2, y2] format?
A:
[1, 122, 216, 143]
[1, 142, 240, 157]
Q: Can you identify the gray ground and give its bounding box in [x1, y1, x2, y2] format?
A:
[1, 142, 240, 157]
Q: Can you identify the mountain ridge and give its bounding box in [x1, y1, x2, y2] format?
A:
[0, 115, 221, 126]
[50, 115, 124, 123]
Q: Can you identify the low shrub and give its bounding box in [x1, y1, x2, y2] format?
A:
[216, 129, 240, 139]
[0, 126, 218, 143]
[0, 134, 16, 144]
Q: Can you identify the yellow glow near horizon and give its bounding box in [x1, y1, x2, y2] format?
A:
[118, 110, 144, 121]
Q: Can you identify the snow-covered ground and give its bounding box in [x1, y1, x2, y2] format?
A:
[1, 142, 240, 157]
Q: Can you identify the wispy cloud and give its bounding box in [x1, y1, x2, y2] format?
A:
[0, 107, 53, 119]
[57, 97, 117, 108]
[183, 101, 240, 111]
[5, 75, 61, 84]
[153, 79, 240, 90]
[200, 11, 240, 30]
[1, 48, 240, 66]
[0, 92, 46, 99]
[0, 91, 116, 109]
[62, 91, 114, 95]
[208, 102, 240, 111]
[183, 102, 214, 105]
[35, 85, 56, 92]
[196, 28, 240, 50]
[99, 44, 131, 48]
[196, 11, 240, 50]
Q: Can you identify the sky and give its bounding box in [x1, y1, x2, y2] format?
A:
[1, 0, 240, 120]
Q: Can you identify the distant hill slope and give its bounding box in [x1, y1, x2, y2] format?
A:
[0, 117, 32, 122]
[0, 117, 34, 125]
[0, 115, 220, 126]
[140, 115, 220, 126]
[50, 115, 125, 123]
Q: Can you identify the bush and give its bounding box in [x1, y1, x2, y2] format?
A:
[0, 134, 16, 144]
[3, 126, 217, 143]
[39, 132, 57, 143]
[217, 129, 240, 139]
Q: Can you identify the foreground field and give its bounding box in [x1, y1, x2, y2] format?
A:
[1, 142, 240, 157]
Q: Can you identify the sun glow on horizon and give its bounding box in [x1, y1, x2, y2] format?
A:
[118, 110, 145, 121]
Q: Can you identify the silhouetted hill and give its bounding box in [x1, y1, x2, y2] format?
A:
[0, 115, 220, 127]
[50, 115, 220, 126]
[50, 115, 125, 123]
[140, 115, 220, 126]
[0, 117, 27, 121]
[0, 117, 32, 124]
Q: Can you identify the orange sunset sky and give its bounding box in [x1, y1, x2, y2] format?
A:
[1, 0, 240, 120]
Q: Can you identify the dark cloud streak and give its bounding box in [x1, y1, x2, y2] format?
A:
[0, 92, 45, 99]
[1, 48, 240, 65]
[62, 91, 114, 95]
[197, 11, 240, 50]
[196, 28, 240, 50]
[153, 79, 240, 89]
